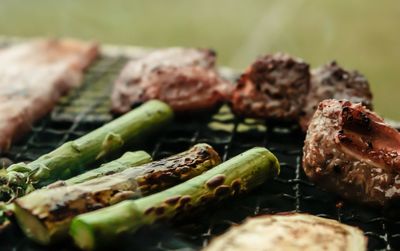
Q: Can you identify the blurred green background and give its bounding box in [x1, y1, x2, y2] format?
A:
[0, 0, 399, 119]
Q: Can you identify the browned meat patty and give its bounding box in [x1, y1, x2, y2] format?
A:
[300, 61, 373, 131]
[110, 48, 222, 114]
[204, 213, 366, 251]
[230, 53, 310, 122]
[0, 39, 98, 152]
[303, 99, 400, 207]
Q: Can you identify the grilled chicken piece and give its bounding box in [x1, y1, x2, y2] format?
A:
[303, 99, 400, 207]
[230, 53, 310, 122]
[110, 47, 230, 114]
[0, 39, 98, 152]
[204, 213, 366, 251]
[300, 61, 373, 131]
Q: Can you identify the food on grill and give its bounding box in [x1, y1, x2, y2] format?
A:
[14, 144, 220, 245]
[203, 213, 367, 251]
[70, 147, 279, 250]
[230, 53, 310, 122]
[303, 99, 400, 207]
[48, 150, 152, 187]
[0, 39, 98, 153]
[0, 203, 12, 232]
[0, 151, 152, 232]
[111, 47, 230, 114]
[127, 65, 231, 112]
[300, 61, 373, 131]
[0, 100, 173, 201]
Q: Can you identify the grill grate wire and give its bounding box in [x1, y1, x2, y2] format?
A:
[0, 55, 399, 251]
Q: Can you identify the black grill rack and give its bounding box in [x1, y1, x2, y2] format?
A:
[1, 55, 399, 251]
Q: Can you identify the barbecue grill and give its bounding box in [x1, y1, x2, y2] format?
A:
[0, 45, 399, 251]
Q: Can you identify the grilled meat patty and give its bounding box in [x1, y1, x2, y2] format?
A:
[300, 61, 373, 131]
[230, 53, 310, 122]
[110, 47, 229, 113]
[204, 213, 366, 251]
[303, 99, 400, 207]
[0, 39, 98, 152]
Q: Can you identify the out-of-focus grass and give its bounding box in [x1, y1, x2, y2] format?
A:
[0, 0, 399, 119]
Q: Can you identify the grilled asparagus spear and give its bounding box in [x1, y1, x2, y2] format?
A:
[0, 151, 151, 233]
[50, 151, 152, 187]
[0, 100, 173, 201]
[14, 144, 220, 245]
[70, 147, 280, 251]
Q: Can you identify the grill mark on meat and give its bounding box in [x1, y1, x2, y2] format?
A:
[338, 104, 400, 171]
[111, 48, 230, 114]
[230, 53, 310, 122]
[300, 61, 373, 132]
[303, 99, 400, 207]
[0, 39, 98, 152]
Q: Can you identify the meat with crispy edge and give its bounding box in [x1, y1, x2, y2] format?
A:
[0, 39, 98, 152]
[141, 66, 231, 112]
[230, 53, 310, 122]
[204, 213, 366, 251]
[303, 99, 400, 207]
[300, 61, 373, 131]
[110, 47, 226, 114]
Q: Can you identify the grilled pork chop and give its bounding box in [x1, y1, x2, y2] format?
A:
[0, 39, 98, 152]
[230, 53, 310, 122]
[204, 213, 366, 251]
[137, 66, 230, 112]
[303, 99, 400, 207]
[300, 61, 373, 131]
[110, 48, 228, 114]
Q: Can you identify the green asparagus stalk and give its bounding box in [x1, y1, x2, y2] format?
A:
[0, 100, 173, 201]
[70, 147, 280, 251]
[13, 144, 220, 245]
[0, 151, 151, 233]
[0, 203, 13, 232]
[49, 151, 152, 187]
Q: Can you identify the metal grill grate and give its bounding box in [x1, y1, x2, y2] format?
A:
[1, 55, 399, 251]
